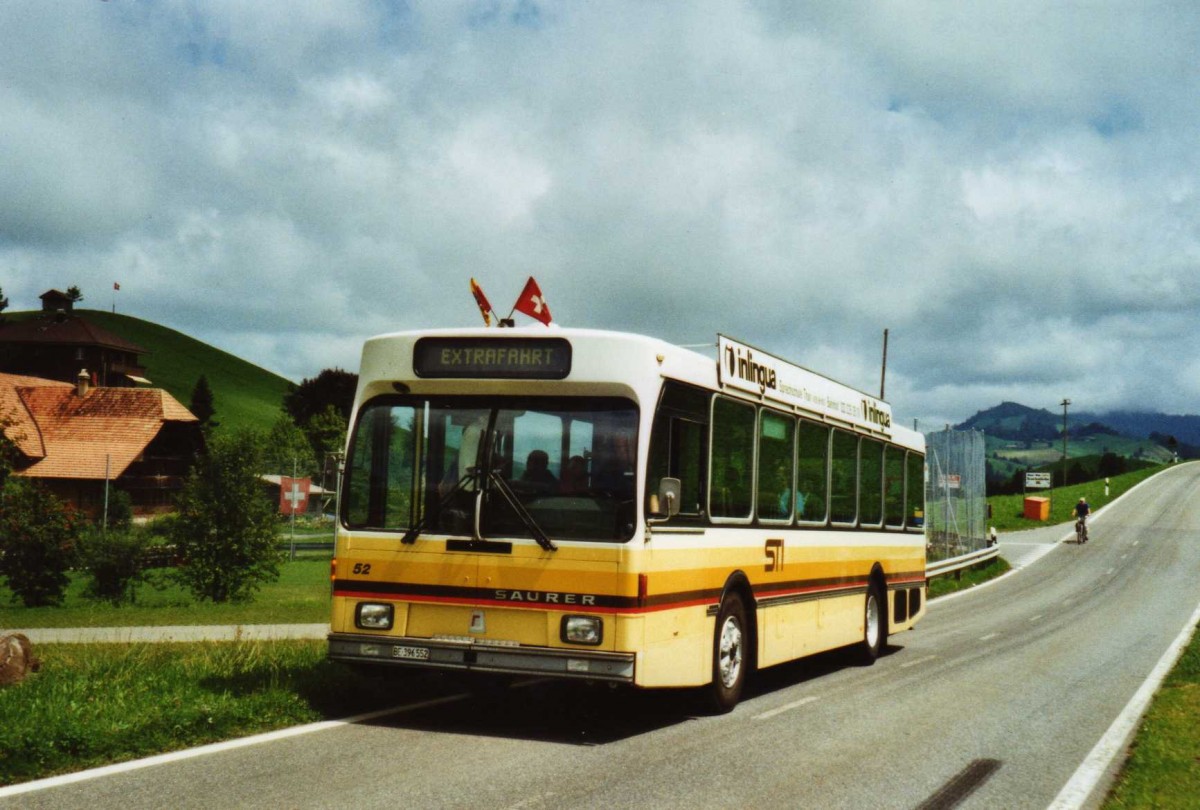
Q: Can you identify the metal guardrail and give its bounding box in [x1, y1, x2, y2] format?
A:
[285, 541, 334, 552]
[926, 544, 1000, 579]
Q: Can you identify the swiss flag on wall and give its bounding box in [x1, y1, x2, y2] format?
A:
[279, 476, 311, 515]
[513, 276, 552, 325]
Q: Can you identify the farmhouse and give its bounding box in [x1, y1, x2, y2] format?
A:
[0, 290, 150, 387]
[0, 370, 203, 516]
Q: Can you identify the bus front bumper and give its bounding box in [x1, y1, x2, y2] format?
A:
[327, 633, 636, 683]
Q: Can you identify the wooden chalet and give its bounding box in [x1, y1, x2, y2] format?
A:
[0, 290, 149, 387]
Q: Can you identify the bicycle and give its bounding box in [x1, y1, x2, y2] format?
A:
[1075, 515, 1089, 544]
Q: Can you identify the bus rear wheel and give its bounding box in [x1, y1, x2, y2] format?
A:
[855, 581, 887, 665]
[707, 592, 748, 713]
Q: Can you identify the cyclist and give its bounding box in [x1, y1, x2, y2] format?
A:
[1074, 497, 1090, 544]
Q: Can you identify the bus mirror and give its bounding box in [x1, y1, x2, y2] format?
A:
[655, 478, 681, 518]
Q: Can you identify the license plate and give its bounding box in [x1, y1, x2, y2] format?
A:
[392, 645, 430, 661]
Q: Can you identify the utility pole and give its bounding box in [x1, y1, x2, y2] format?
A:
[880, 328, 889, 399]
[1060, 398, 1071, 488]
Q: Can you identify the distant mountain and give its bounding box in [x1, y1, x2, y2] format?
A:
[955, 402, 1061, 441]
[956, 402, 1198, 446]
[1073, 411, 1200, 447]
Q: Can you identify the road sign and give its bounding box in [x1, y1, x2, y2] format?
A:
[1025, 472, 1052, 489]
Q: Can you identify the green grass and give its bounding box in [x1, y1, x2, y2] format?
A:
[0, 641, 415, 787]
[0, 558, 332, 628]
[80, 309, 295, 434]
[928, 556, 1011, 599]
[6, 309, 295, 434]
[1103, 626, 1200, 808]
[986, 464, 1170, 533]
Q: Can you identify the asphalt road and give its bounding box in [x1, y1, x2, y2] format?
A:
[6, 463, 1200, 810]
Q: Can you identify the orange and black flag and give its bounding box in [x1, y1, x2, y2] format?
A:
[470, 278, 494, 326]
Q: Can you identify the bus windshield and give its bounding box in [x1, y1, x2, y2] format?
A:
[343, 396, 639, 543]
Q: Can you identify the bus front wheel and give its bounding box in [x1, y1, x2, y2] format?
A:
[707, 592, 748, 713]
[855, 581, 887, 664]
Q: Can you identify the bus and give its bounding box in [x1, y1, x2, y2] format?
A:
[328, 327, 926, 712]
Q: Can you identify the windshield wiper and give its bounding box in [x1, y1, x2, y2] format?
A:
[486, 470, 557, 552]
[401, 470, 477, 545]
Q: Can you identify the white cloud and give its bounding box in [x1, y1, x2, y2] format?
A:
[2, 0, 1199, 425]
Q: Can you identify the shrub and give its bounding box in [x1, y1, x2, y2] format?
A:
[102, 489, 134, 531]
[0, 479, 79, 607]
[169, 429, 282, 603]
[77, 527, 150, 605]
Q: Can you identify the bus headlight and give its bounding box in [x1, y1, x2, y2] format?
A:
[561, 615, 603, 645]
[355, 603, 394, 630]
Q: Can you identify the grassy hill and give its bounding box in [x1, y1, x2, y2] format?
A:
[6, 309, 293, 434]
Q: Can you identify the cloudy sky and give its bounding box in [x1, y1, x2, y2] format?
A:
[3, 1, 1198, 429]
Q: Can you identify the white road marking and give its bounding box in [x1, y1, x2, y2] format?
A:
[505, 792, 558, 810]
[899, 655, 938, 669]
[1048, 599, 1200, 810]
[754, 695, 819, 720]
[980, 633, 999, 641]
[0, 693, 470, 798]
[1028, 615, 1043, 623]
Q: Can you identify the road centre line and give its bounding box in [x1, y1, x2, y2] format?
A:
[1028, 615, 1043, 623]
[980, 633, 999, 641]
[0, 693, 470, 799]
[1048, 598, 1200, 810]
[754, 695, 819, 720]
[899, 655, 938, 669]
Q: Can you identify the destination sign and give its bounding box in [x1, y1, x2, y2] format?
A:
[413, 337, 571, 379]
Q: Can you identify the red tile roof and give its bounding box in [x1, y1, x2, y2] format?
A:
[0, 373, 197, 480]
[0, 373, 67, 460]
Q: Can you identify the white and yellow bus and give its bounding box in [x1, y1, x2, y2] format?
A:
[328, 328, 926, 711]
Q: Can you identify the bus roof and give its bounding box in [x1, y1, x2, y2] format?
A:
[355, 326, 921, 449]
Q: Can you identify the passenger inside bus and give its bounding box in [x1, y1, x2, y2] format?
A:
[520, 449, 558, 492]
[560, 455, 588, 494]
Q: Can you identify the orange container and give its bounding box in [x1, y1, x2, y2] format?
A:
[1023, 496, 1050, 521]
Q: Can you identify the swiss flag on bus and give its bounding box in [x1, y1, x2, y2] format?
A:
[279, 476, 311, 515]
[513, 276, 552, 325]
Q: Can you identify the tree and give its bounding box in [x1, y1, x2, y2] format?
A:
[307, 405, 348, 462]
[0, 285, 8, 324]
[169, 429, 281, 603]
[262, 412, 318, 478]
[1097, 452, 1126, 478]
[0, 478, 79, 607]
[283, 368, 357, 426]
[189, 374, 217, 428]
[66, 285, 83, 303]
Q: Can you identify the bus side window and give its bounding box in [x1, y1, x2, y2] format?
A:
[884, 445, 906, 528]
[830, 429, 859, 525]
[797, 421, 829, 523]
[710, 397, 755, 520]
[859, 438, 884, 527]
[906, 452, 925, 529]
[647, 382, 709, 517]
[757, 410, 796, 522]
